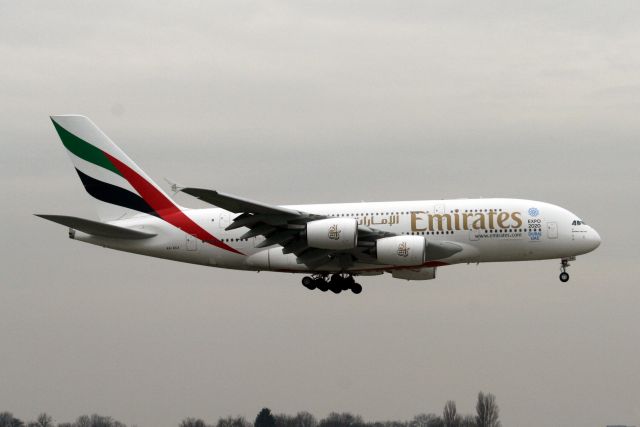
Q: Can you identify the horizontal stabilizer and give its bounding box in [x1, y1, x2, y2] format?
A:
[35, 214, 157, 240]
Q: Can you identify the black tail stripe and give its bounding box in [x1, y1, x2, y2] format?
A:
[75, 168, 159, 217]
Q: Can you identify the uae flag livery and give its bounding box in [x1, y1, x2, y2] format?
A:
[51, 115, 242, 255]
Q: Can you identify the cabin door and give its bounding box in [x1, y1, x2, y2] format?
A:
[547, 222, 558, 239]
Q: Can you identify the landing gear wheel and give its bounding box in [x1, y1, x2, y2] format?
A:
[559, 258, 573, 283]
[315, 277, 329, 292]
[342, 275, 354, 291]
[329, 275, 342, 294]
[301, 276, 315, 290]
[350, 283, 362, 294]
[310, 274, 329, 292]
[560, 257, 576, 283]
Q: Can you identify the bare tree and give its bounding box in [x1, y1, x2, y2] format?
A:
[410, 414, 443, 427]
[73, 415, 91, 427]
[274, 414, 295, 427]
[475, 392, 500, 427]
[442, 401, 461, 427]
[216, 416, 250, 427]
[275, 413, 318, 427]
[180, 418, 208, 427]
[374, 421, 408, 427]
[31, 414, 53, 427]
[458, 416, 475, 427]
[426, 418, 444, 427]
[68, 414, 126, 427]
[318, 413, 364, 427]
[409, 414, 430, 427]
[292, 412, 316, 427]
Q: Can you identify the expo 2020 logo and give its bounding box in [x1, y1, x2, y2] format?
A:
[528, 207, 539, 217]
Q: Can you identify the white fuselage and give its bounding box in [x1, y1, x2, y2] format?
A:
[71, 198, 601, 275]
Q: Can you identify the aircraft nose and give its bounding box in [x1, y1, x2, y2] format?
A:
[588, 226, 601, 250]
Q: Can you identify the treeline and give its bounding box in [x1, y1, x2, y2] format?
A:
[1, 391, 500, 427]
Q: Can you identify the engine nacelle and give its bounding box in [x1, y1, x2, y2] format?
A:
[376, 235, 426, 266]
[306, 218, 358, 250]
[392, 267, 437, 281]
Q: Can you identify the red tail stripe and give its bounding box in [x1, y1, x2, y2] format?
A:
[103, 152, 243, 255]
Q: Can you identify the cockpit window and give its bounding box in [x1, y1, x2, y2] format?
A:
[572, 219, 587, 226]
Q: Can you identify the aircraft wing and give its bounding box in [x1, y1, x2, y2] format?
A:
[180, 188, 301, 216]
[181, 187, 395, 269]
[181, 187, 461, 270]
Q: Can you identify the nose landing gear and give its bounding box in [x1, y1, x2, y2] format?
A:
[301, 274, 362, 294]
[559, 257, 575, 282]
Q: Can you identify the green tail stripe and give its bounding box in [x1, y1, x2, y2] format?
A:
[51, 119, 121, 176]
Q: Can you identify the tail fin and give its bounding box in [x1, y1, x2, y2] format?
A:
[50, 115, 177, 221]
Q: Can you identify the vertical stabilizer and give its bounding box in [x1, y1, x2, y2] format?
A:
[50, 115, 175, 221]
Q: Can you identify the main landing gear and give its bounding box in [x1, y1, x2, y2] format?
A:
[301, 274, 362, 294]
[559, 257, 575, 282]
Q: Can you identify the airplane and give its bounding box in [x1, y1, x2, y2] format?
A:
[37, 115, 601, 294]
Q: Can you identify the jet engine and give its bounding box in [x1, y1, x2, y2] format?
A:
[376, 235, 426, 266]
[307, 218, 358, 250]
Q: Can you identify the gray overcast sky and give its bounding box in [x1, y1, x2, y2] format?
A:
[1, 1, 639, 426]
